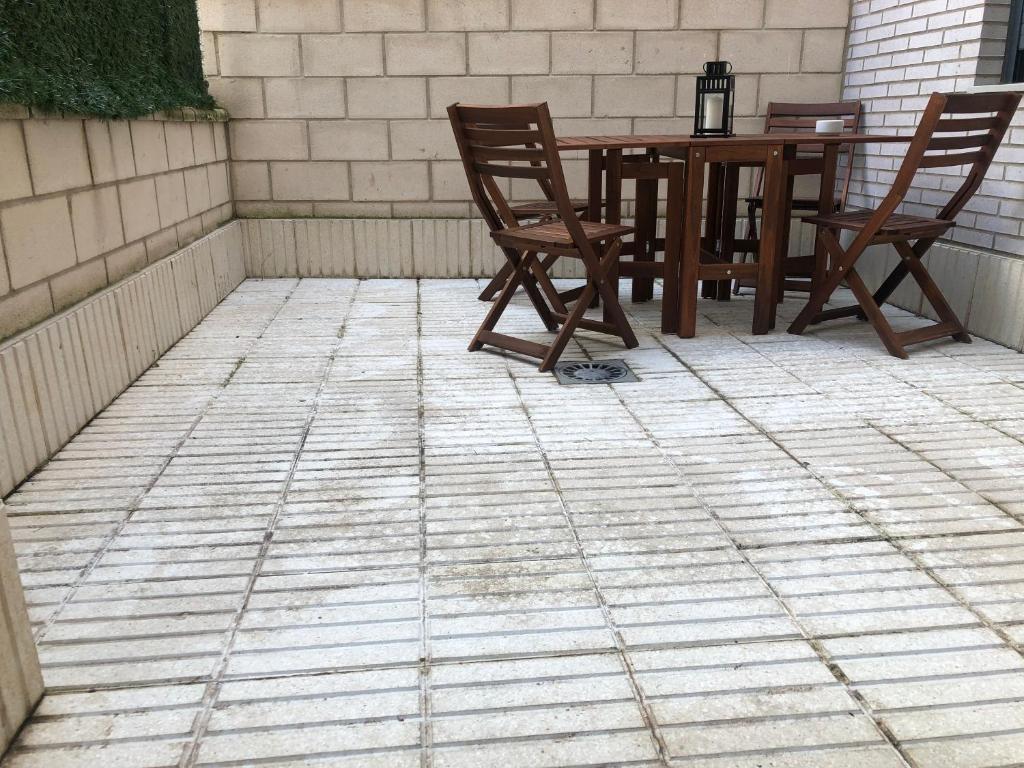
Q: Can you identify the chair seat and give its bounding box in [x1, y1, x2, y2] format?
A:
[747, 195, 841, 212]
[493, 220, 634, 249]
[803, 210, 955, 238]
[510, 199, 589, 219]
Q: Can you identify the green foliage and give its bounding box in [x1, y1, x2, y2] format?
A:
[0, 0, 215, 119]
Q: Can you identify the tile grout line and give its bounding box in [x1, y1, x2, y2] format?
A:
[27, 284, 287, 646]
[704, 302, 1024, 661]
[415, 278, 434, 768]
[504, 358, 673, 767]
[599, 303, 916, 766]
[178, 279, 361, 768]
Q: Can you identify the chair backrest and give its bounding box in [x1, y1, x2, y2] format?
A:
[885, 91, 1022, 222]
[763, 100, 863, 208]
[447, 102, 581, 238]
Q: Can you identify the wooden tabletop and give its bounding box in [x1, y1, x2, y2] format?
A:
[555, 132, 911, 151]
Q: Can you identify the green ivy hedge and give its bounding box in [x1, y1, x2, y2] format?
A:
[0, 0, 214, 119]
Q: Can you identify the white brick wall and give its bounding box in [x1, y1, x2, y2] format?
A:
[198, 0, 851, 216]
[842, 0, 1024, 256]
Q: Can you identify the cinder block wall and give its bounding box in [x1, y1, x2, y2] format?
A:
[842, 0, 1024, 350]
[199, 0, 851, 216]
[0, 108, 233, 343]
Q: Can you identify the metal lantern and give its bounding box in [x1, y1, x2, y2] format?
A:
[692, 61, 735, 138]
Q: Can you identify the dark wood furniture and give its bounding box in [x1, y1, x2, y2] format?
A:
[736, 100, 862, 294]
[449, 102, 638, 372]
[475, 196, 590, 303]
[789, 91, 1022, 358]
[556, 133, 909, 338]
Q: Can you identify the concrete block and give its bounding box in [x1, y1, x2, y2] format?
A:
[257, 0, 341, 31]
[636, 31, 718, 74]
[218, 33, 301, 76]
[468, 33, 550, 74]
[70, 186, 125, 262]
[155, 171, 190, 228]
[351, 161, 429, 200]
[511, 0, 593, 29]
[131, 121, 170, 176]
[552, 32, 633, 74]
[197, 0, 257, 31]
[0, 121, 33, 202]
[271, 162, 351, 200]
[347, 78, 427, 118]
[344, 0, 425, 31]
[230, 120, 309, 160]
[429, 76, 511, 117]
[310, 120, 390, 160]
[385, 33, 467, 75]
[118, 178, 162, 243]
[1, 196, 77, 289]
[594, 75, 675, 117]
[427, 0, 508, 30]
[265, 78, 346, 117]
[23, 119, 92, 194]
[50, 258, 108, 312]
[302, 34, 384, 76]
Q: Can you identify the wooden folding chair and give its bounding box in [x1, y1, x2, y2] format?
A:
[448, 102, 638, 372]
[789, 90, 1022, 358]
[735, 101, 862, 295]
[474, 140, 590, 303]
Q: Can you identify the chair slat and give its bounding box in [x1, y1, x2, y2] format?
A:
[935, 116, 1001, 132]
[943, 92, 1019, 114]
[767, 101, 862, 117]
[767, 117, 858, 130]
[463, 126, 543, 145]
[918, 150, 985, 168]
[927, 134, 991, 151]
[457, 104, 543, 123]
[473, 162, 549, 179]
[470, 145, 547, 162]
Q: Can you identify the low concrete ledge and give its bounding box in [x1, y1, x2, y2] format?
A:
[0, 501, 42, 753]
[0, 221, 245, 498]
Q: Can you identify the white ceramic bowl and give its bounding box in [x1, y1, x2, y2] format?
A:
[815, 119, 844, 134]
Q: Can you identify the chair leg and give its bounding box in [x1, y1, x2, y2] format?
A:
[788, 228, 859, 335]
[470, 252, 536, 351]
[478, 260, 514, 301]
[734, 201, 759, 295]
[539, 239, 637, 372]
[592, 240, 639, 349]
[539, 282, 597, 372]
[894, 240, 971, 343]
[844, 267, 908, 359]
[531, 254, 567, 314]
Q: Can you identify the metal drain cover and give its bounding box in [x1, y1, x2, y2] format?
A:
[553, 360, 638, 385]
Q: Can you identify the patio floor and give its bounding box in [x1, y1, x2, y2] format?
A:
[5, 277, 1024, 767]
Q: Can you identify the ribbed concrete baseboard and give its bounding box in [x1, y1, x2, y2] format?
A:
[0, 502, 42, 753]
[239, 217, 589, 280]
[0, 221, 246, 499]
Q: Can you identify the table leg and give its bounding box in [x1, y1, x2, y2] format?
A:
[813, 144, 840, 294]
[718, 164, 740, 301]
[754, 145, 784, 334]
[678, 147, 706, 338]
[632, 167, 658, 303]
[604, 149, 622, 323]
[777, 151, 795, 303]
[587, 150, 603, 222]
[662, 162, 685, 334]
[701, 163, 722, 299]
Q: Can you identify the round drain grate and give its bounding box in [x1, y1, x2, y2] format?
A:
[558, 361, 632, 383]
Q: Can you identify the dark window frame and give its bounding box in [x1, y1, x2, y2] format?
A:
[1004, 0, 1024, 83]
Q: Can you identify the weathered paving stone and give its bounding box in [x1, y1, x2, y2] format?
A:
[6, 278, 1024, 766]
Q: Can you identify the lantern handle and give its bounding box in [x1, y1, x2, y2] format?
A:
[703, 61, 733, 75]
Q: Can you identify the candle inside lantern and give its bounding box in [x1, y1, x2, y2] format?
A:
[703, 93, 724, 131]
